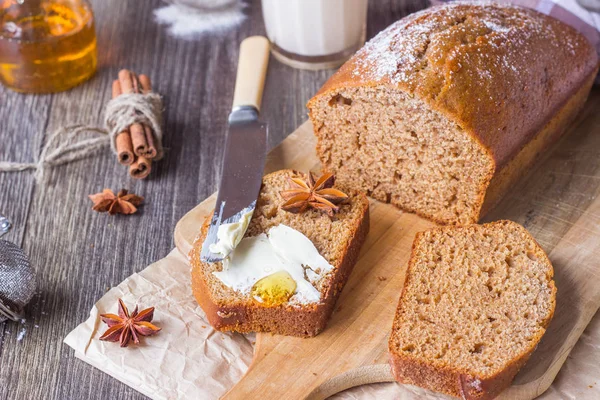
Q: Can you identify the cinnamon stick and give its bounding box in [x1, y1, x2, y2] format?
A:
[118, 69, 148, 157]
[118, 69, 134, 93]
[138, 74, 151, 92]
[138, 74, 158, 159]
[112, 79, 134, 165]
[115, 132, 134, 165]
[129, 156, 152, 179]
[143, 125, 157, 159]
[129, 123, 148, 158]
[131, 71, 142, 94]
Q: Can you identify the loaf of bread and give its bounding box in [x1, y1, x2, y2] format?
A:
[308, 2, 599, 225]
[189, 169, 369, 337]
[389, 220, 556, 399]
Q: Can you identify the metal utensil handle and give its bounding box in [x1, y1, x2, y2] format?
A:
[231, 36, 270, 112]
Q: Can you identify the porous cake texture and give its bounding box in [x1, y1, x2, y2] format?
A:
[190, 169, 370, 337]
[308, 1, 598, 224]
[389, 220, 556, 399]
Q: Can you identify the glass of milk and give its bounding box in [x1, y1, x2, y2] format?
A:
[261, 0, 369, 70]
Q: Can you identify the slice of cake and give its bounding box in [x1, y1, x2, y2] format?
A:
[389, 220, 556, 399]
[190, 169, 369, 337]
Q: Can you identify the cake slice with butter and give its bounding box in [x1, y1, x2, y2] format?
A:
[190, 169, 369, 337]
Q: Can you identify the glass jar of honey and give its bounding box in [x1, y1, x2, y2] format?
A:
[0, 0, 97, 93]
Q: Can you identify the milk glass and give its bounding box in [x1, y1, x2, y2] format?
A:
[261, 0, 368, 70]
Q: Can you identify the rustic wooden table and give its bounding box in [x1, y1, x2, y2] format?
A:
[0, 0, 430, 398]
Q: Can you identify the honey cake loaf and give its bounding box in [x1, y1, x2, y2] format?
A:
[189, 169, 369, 337]
[389, 220, 556, 399]
[307, 1, 599, 224]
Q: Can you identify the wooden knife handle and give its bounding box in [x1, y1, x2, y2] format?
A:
[232, 36, 270, 112]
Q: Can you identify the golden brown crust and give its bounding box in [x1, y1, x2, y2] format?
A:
[480, 68, 598, 216]
[308, 2, 598, 169]
[307, 2, 598, 225]
[390, 346, 536, 399]
[189, 174, 370, 337]
[389, 220, 556, 399]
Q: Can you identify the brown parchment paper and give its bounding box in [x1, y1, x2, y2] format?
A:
[65, 249, 600, 399]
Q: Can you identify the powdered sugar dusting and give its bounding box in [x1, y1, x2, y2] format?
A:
[351, 11, 430, 85]
[351, 1, 584, 89]
[339, 0, 597, 168]
[482, 19, 510, 33]
[154, 1, 245, 38]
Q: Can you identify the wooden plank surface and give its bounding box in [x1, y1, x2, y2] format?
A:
[174, 89, 600, 400]
[3, 1, 600, 399]
[0, 0, 429, 399]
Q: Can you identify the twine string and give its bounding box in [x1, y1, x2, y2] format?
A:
[105, 92, 164, 156]
[0, 126, 110, 182]
[0, 92, 163, 182]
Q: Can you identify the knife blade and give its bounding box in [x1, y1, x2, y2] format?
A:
[201, 36, 270, 263]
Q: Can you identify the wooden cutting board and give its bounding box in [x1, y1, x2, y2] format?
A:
[174, 89, 600, 400]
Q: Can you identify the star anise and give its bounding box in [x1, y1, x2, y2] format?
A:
[280, 172, 349, 216]
[89, 189, 143, 215]
[99, 299, 161, 347]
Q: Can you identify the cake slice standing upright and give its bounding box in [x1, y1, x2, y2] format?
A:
[389, 220, 556, 399]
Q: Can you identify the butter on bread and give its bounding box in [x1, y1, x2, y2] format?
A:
[189, 169, 369, 337]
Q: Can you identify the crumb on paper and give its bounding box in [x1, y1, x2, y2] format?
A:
[378, 276, 387, 281]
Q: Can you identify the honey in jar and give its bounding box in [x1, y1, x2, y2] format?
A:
[0, 0, 97, 93]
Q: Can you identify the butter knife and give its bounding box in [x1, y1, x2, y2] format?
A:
[200, 36, 270, 262]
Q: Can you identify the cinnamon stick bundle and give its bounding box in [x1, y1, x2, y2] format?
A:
[112, 69, 159, 179]
[112, 80, 134, 165]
